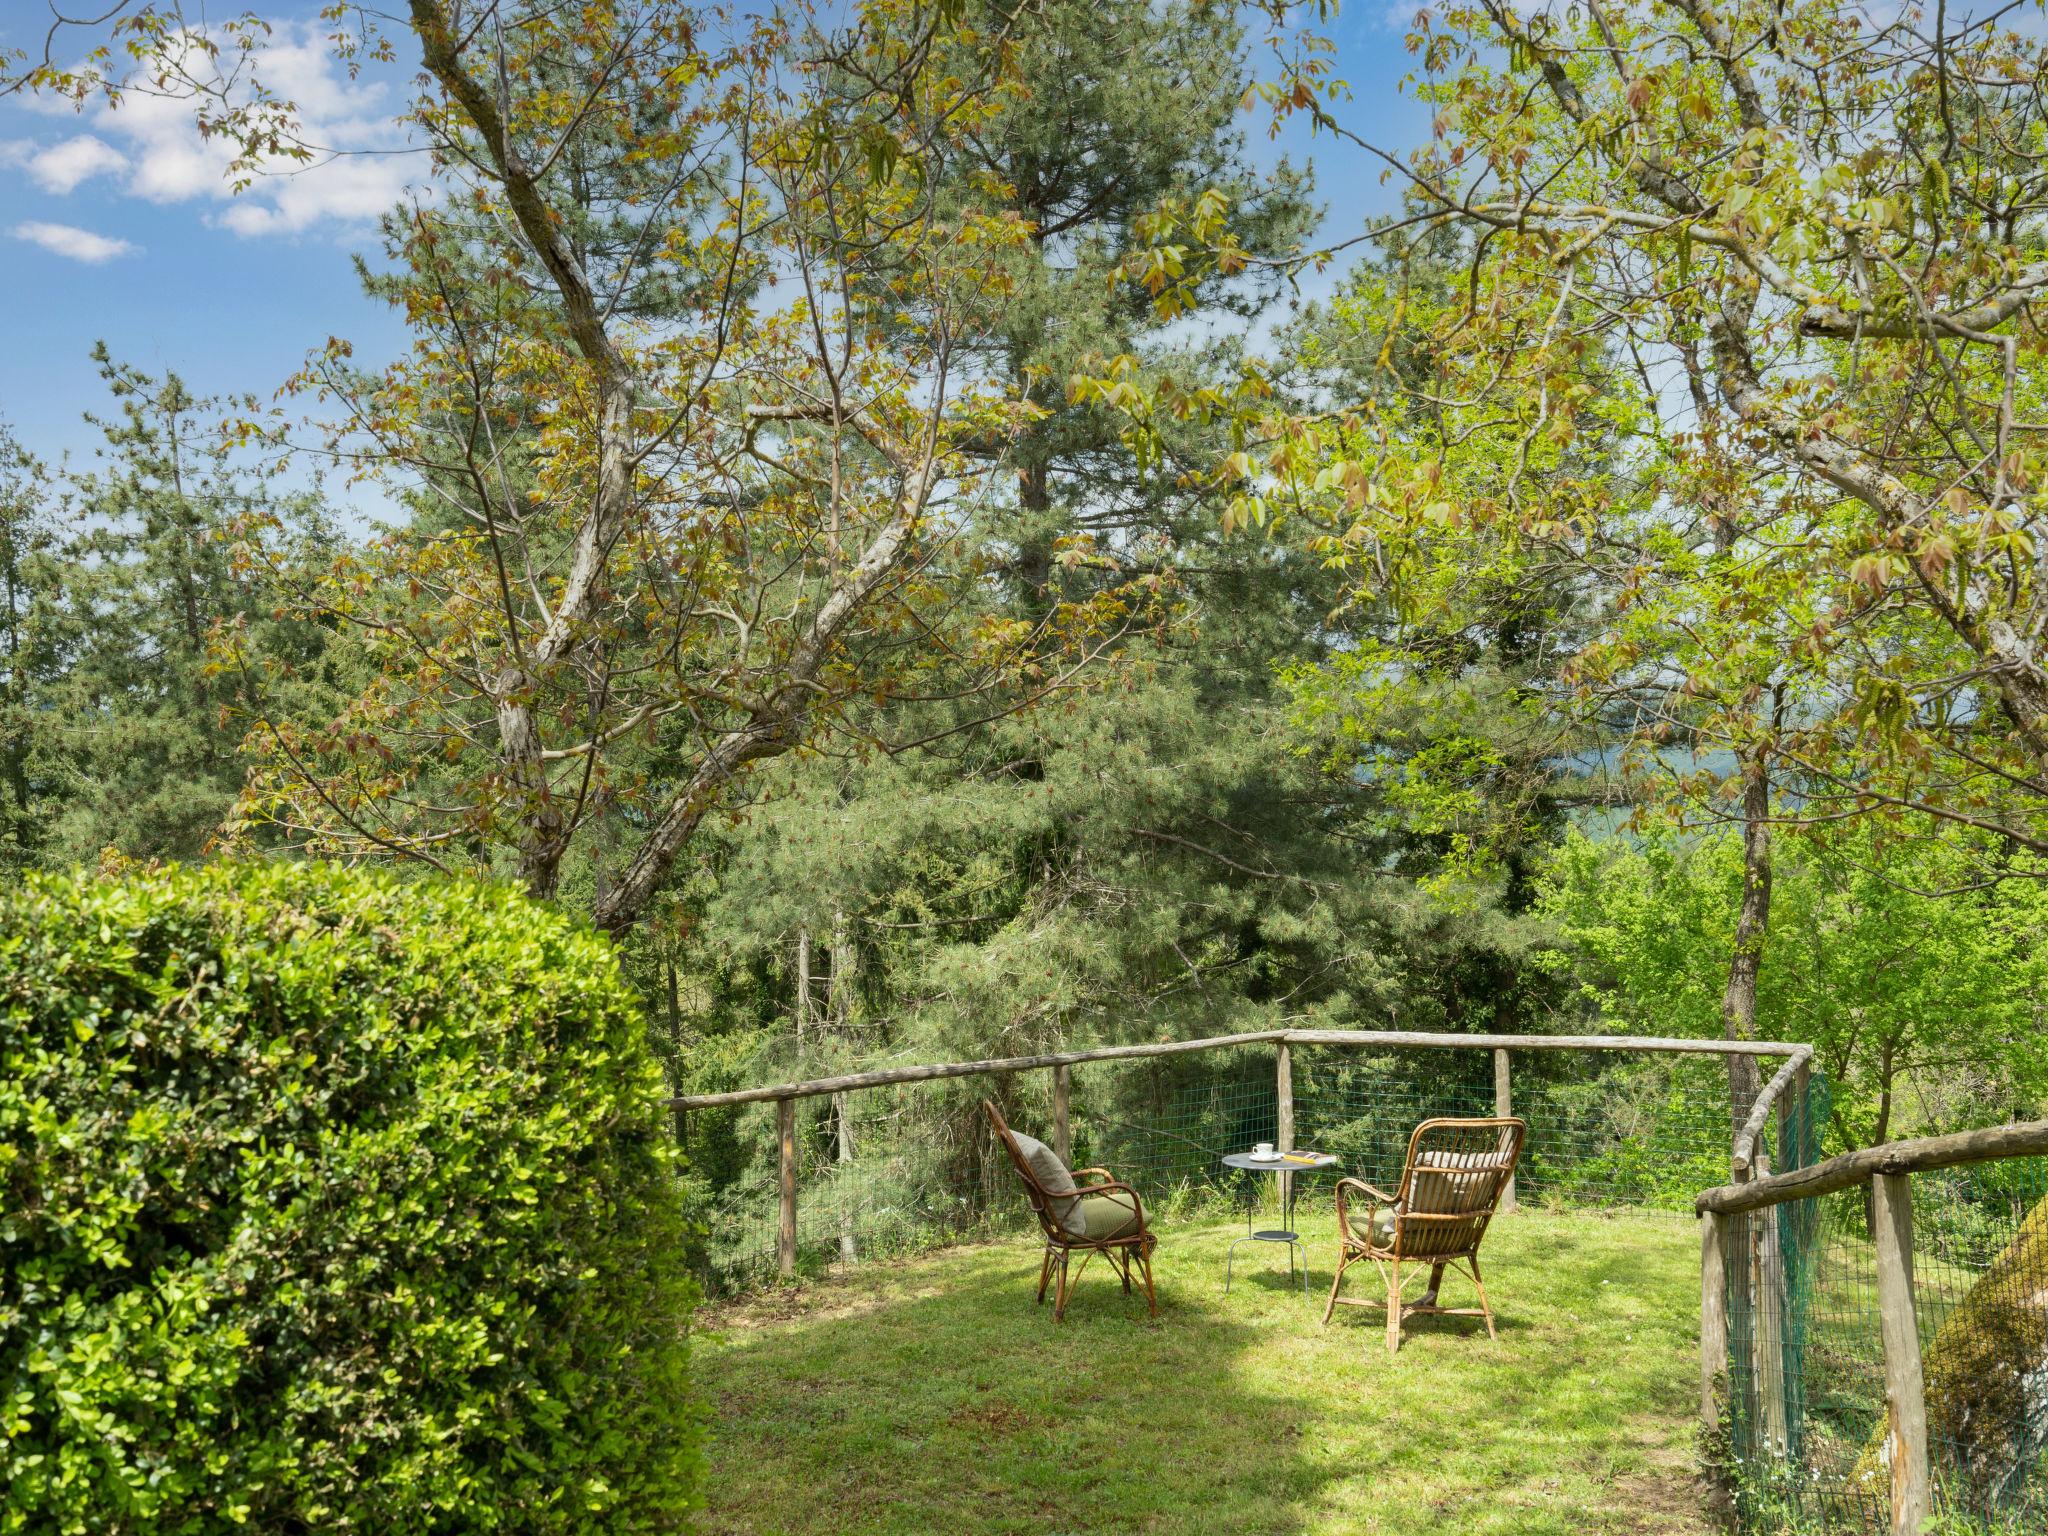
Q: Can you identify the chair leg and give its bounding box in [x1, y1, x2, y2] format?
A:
[1037, 1244, 1054, 1305]
[1117, 1247, 1132, 1293]
[1385, 1258, 1403, 1354]
[1321, 1250, 1349, 1326]
[1422, 1261, 1445, 1309]
[1137, 1243, 1157, 1317]
[1470, 1253, 1497, 1341]
[1053, 1250, 1071, 1322]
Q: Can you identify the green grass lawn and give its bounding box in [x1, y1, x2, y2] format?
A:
[695, 1207, 1713, 1535]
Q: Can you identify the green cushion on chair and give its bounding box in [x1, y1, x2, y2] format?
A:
[1073, 1194, 1144, 1242]
[1347, 1204, 1400, 1248]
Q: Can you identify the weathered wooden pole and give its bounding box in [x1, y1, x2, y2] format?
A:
[1276, 1040, 1295, 1215]
[1753, 1151, 1789, 1453]
[777, 1096, 798, 1280]
[1493, 1047, 1517, 1212]
[1780, 1057, 1812, 1166]
[794, 929, 811, 1048]
[1276, 1041, 1294, 1151]
[834, 1090, 855, 1265]
[1700, 1210, 1729, 1438]
[1051, 1063, 1072, 1168]
[1730, 1055, 1747, 1180]
[1872, 1173, 1930, 1536]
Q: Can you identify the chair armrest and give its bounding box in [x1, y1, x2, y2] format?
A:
[1070, 1167, 1116, 1185]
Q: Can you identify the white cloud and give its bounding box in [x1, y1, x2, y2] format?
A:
[11, 220, 139, 263]
[2, 133, 128, 193]
[3, 23, 423, 239]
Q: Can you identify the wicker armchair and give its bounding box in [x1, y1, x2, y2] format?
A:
[1322, 1116, 1526, 1353]
[984, 1100, 1157, 1322]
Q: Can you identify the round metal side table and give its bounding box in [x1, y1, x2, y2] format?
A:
[1219, 1150, 1341, 1296]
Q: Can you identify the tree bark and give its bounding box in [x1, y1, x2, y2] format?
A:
[795, 928, 812, 1051]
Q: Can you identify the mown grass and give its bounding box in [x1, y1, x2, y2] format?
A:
[695, 1207, 1713, 1535]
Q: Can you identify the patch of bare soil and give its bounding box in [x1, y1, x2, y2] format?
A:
[1607, 1442, 1719, 1534]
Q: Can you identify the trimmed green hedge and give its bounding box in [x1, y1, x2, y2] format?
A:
[0, 863, 702, 1534]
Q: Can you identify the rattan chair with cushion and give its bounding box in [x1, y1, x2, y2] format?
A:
[1322, 1115, 1526, 1353]
[983, 1100, 1157, 1322]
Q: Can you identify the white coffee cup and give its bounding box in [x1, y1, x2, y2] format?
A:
[1254, 1142, 1275, 1157]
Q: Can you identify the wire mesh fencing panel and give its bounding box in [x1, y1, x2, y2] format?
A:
[690, 1038, 1790, 1294]
[694, 1079, 1035, 1291]
[692, 1047, 1281, 1293]
[1722, 1101, 2048, 1532]
[1290, 1045, 1761, 1217]
[1721, 1072, 1840, 1529]
[1066, 1044, 1278, 1221]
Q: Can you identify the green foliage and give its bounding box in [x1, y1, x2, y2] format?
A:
[0, 862, 701, 1534]
[1538, 826, 2048, 1145]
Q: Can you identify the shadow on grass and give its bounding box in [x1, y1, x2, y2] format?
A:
[698, 1243, 1328, 1535]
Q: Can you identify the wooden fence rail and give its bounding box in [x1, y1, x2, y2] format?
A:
[1693, 1116, 2048, 1536]
[672, 1028, 1807, 1111]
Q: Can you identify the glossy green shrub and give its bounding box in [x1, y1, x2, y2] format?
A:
[0, 863, 701, 1534]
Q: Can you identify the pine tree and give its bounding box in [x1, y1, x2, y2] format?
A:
[42, 347, 335, 864]
[941, 0, 1311, 603]
[0, 427, 62, 872]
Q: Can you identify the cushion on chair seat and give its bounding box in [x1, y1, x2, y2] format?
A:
[1072, 1193, 1144, 1242]
[1347, 1203, 1401, 1248]
[1010, 1130, 1085, 1234]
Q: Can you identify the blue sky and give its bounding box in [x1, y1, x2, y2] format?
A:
[0, 3, 1429, 512]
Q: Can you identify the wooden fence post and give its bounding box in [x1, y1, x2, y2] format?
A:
[1276, 1041, 1294, 1152]
[1494, 1047, 1518, 1212]
[1873, 1173, 1930, 1536]
[1276, 1041, 1294, 1215]
[1700, 1210, 1729, 1439]
[777, 1096, 797, 1281]
[1052, 1063, 1071, 1168]
[1753, 1150, 1789, 1453]
[834, 1090, 855, 1265]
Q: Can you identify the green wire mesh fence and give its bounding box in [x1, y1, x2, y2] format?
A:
[687, 1039, 1770, 1290]
[1290, 1045, 1753, 1214]
[691, 1043, 1285, 1286]
[1724, 1119, 2048, 1534]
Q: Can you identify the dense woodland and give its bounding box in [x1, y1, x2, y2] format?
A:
[6, 0, 2048, 1208]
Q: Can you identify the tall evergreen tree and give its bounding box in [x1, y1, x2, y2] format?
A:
[942, 0, 1311, 602]
[0, 426, 61, 872]
[41, 347, 335, 864]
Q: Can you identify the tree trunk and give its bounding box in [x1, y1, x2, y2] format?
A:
[795, 928, 812, 1051]
[829, 910, 854, 1032]
[1015, 457, 1053, 602]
